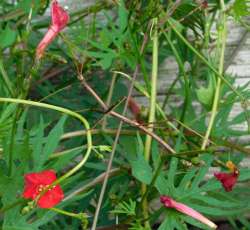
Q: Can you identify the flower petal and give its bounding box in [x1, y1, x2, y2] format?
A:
[37, 185, 64, 208]
[214, 172, 238, 192]
[36, 27, 57, 59]
[51, 0, 70, 31]
[23, 184, 38, 199]
[36, 170, 57, 185]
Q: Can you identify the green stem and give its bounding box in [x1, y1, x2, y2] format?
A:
[167, 20, 244, 101]
[61, 129, 142, 140]
[50, 146, 86, 159]
[141, 18, 158, 230]
[49, 207, 85, 219]
[201, 0, 227, 150]
[0, 59, 14, 96]
[0, 98, 92, 186]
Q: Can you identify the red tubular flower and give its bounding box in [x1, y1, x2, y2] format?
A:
[160, 196, 217, 229]
[36, 0, 69, 59]
[214, 161, 239, 192]
[23, 170, 64, 208]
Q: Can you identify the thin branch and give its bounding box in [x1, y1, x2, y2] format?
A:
[78, 75, 175, 154]
[61, 129, 140, 140]
[64, 168, 121, 202]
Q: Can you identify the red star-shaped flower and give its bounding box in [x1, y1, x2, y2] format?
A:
[36, 0, 69, 59]
[214, 161, 239, 192]
[23, 170, 64, 208]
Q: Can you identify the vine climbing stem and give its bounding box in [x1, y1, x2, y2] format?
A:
[141, 18, 158, 229]
[201, 0, 227, 150]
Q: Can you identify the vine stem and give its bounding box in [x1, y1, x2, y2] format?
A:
[141, 18, 158, 229]
[49, 207, 85, 219]
[0, 98, 92, 186]
[201, 0, 226, 149]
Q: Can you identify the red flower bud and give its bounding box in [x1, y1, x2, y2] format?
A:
[36, 0, 69, 59]
[160, 196, 217, 229]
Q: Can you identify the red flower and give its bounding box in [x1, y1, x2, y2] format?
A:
[160, 196, 217, 229]
[214, 161, 239, 192]
[23, 170, 64, 208]
[214, 171, 239, 192]
[36, 0, 69, 59]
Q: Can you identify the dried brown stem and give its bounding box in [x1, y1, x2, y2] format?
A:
[78, 74, 175, 154]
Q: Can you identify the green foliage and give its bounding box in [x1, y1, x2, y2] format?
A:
[157, 155, 250, 230]
[196, 72, 216, 110]
[0, 25, 17, 50]
[232, 0, 250, 20]
[0, 0, 250, 229]
[126, 136, 153, 185]
[35, 115, 67, 170]
[112, 199, 136, 216]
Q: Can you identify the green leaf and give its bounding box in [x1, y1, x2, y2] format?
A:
[17, 0, 40, 14]
[126, 136, 153, 184]
[155, 173, 170, 194]
[118, 0, 128, 32]
[112, 199, 136, 216]
[47, 147, 83, 171]
[130, 152, 153, 185]
[31, 116, 45, 169]
[196, 73, 216, 110]
[36, 115, 67, 170]
[168, 157, 178, 191]
[233, 0, 250, 20]
[182, 216, 211, 230]
[0, 25, 17, 49]
[158, 212, 181, 230]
